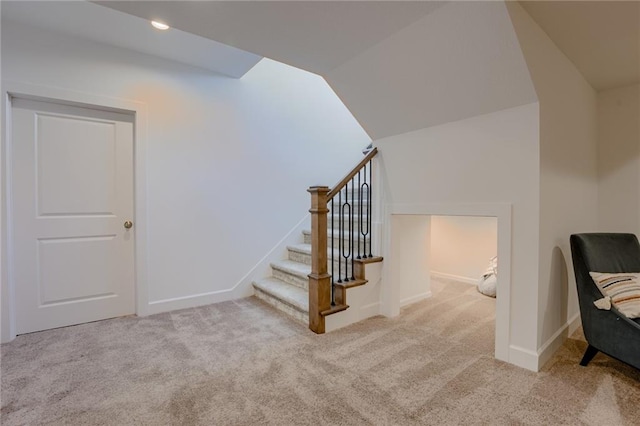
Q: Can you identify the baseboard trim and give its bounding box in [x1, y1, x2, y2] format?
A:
[430, 271, 476, 285]
[508, 345, 538, 371]
[359, 302, 381, 319]
[147, 288, 242, 315]
[536, 312, 581, 370]
[147, 214, 310, 315]
[400, 291, 432, 307]
[507, 313, 582, 372]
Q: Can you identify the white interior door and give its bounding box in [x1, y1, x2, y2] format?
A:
[11, 98, 135, 334]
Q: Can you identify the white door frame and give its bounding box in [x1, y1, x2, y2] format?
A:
[381, 202, 512, 363]
[1, 81, 149, 342]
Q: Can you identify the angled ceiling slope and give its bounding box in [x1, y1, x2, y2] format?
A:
[325, 0, 538, 139]
[98, 0, 537, 140]
[520, 1, 640, 91]
[2, 1, 262, 78]
[95, 0, 446, 75]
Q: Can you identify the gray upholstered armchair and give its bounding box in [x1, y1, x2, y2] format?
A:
[570, 233, 640, 369]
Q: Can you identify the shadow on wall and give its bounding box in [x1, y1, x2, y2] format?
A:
[542, 246, 569, 345]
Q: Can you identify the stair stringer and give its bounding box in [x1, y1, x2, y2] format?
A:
[325, 260, 383, 332]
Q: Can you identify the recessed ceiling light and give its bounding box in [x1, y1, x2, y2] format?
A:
[151, 20, 170, 31]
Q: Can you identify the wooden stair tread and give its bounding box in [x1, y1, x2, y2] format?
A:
[333, 278, 368, 289]
[355, 256, 383, 265]
[320, 304, 349, 316]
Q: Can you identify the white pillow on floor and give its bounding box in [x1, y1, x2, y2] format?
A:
[478, 274, 497, 298]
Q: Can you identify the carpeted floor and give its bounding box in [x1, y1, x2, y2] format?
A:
[2, 278, 639, 425]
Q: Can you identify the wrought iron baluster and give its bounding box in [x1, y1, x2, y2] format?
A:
[368, 159, 373, 257]
[361, 181, 370, 255]
[357, 170, 362, 259]
[331, 196, 335, 306]
[360, 163, 368, 258]
[338, 190, 342, 283]
[342, 183, 351, 282]
[350, 176, 356, 280]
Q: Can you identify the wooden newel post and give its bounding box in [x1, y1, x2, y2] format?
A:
[307, 186, 331, 334]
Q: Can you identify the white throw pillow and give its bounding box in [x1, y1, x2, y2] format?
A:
[589, 272, 640, 319]
[477, 275, 496, 298]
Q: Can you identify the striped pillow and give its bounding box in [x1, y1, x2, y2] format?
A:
[589, 272, 640, 319]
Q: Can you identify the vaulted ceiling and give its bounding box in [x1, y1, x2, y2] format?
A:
[4, 1, 637, 139]
[520, 1, 639, 91]
[95, 1, 446, 75]
[6, 1, 637, 90]
[98, 0, 639, 91]
[1, 1, 262, 78]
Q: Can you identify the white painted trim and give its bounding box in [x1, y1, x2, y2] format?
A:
[1, 81, 149, 342]
[382, 202, 512, 364]
[147, 214, 310, 315]
[325, 261, 383, 332]
[400, 291, 432, 307]
[430, 271, 476, 285]
[509, 312, 581, 373]
[325, 300, 382, 333]
[536, 312, 581, 371]
[371, 154, 384, 256]
[147, 287, 242, 315]
[508, 344, 539, 372]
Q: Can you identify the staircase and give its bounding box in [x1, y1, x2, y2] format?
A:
[252, 228, 369, 325]
[252, 147, 383, 332]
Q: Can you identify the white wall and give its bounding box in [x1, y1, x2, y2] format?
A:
[326, 0, 537, 139]
[392, 215, 432, 307]
[507, 3, 599, 367]
[431, 216, 497, 283]
[378, 103, 540, 365]
[597, 84, 640, 233]
[1, 21, 370, 322]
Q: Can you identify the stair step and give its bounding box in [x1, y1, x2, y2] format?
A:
[252, 277, 308, 324]
[356, 256, 384, 265]
[334, 278, 368, 289]
[270, 259, 311, 289]
[302, 229, 371, 251]
[287, 243, 318, 266]
[321, 304, 349, 316]
[287, 243, 358, 269]
[329, 213, 370, 220]
[302, 228, 372, 239]
[332, 186, 371, 197]
[327, 200, 370, 211]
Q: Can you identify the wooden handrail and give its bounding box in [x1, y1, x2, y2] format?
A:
[327, 147, 378, 200]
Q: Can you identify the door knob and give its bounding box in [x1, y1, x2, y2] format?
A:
[124, 220, 133, 229]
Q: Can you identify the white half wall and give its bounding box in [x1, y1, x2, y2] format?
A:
[393, 215, 432, 307]
[507, 3, 599, 369]
[0, 20, 370, 338]
[377, 103, 539, 369]
[597, 84, 640, 234]
[430, 215, 498, 284]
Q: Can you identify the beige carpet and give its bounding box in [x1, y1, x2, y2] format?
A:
[2, 279, 639, 425]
